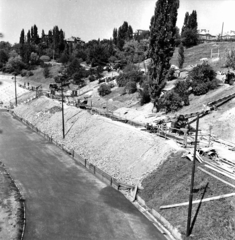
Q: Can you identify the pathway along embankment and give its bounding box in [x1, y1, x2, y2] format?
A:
[13, 96, 180, 185]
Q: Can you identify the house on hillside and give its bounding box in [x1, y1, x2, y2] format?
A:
[65, 36, 85, 47]
[198, 29, 217, 41]
[222, 31, 235, 40]
[133, 29, 150, 41]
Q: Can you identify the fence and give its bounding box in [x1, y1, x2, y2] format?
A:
[9, 110, 182, 240]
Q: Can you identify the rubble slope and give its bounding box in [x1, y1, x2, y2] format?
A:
[14, 96, 180, 185]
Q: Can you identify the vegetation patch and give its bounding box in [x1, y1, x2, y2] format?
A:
[0, 162, 25, 240]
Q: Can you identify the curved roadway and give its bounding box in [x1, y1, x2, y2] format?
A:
[0, 112, 166, 240]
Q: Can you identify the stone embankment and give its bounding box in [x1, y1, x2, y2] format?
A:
[14, 96, 180, 185]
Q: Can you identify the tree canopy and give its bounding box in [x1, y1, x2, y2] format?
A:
[148, 0, 180, 111]
[181, 10, 198, 48]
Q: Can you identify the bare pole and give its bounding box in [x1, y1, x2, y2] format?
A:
[61, 83, 65, 139]
[186, 114, 199, 237]
[14, 74, 17, 106]
[221, 22, 224, 41]
[59, 74, 65, 139]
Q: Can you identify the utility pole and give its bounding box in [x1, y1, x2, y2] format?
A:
[186, 115, 199, 237]
[59, 73, 65, 139]
[14, 73, 17, 106]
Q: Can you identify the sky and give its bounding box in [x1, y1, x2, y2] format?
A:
[0, 0, 235, 44]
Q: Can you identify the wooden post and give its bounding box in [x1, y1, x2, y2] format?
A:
[183, 128, 188, 148]
[208, 125, 212, 147]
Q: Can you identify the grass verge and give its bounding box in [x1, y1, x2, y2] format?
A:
[140, 151, 235, 240]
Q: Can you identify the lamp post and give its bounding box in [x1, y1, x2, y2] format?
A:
[186, 114, 200, 237]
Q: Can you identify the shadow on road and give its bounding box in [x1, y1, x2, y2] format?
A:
[99, 186, 139, 216]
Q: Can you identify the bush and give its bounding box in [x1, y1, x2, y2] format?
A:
[189, 64, 217, 95]
[125, 81, 137, 94]
[73, 72, 85, 87]
[27, 71, 34, 77]
[21, 69, 27, 77]
[167, 68, 177, 81]
[178, 43, 184, 69]
[108, 82, 115, 88]
[174, 80, 191, 105]
[116, 70, 144, 87]
[192, 79, 218, 96]
[39, 55, 50, 62]
[43, 66, 50, 78]
[89, 75, 96, 82]
[67, 58, 81, 77]
[116, 73, 127, 87]
[226, 50, 235, 69]
[0, 50, 8, 63]
[139, 83, 151, 105]
[158, 91, 183, 113]
[189, 64, 216, 82]
[98, 83, 111, 96]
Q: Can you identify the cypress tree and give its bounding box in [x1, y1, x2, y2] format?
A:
[178, 43, 184, 69]
[181, 10, 198, 48]
[127, 26, 133, 40]
[113, 28, 118, 45]
[27, 30, 31, 44]
[116, 21, 133, 50]
[41, 29, 45, 40]
[19, 29, 25, 44]
[33, 25, 39, 44]
[181, 12, 189, 35]
[31, 26, 34, 43]
[148, 0, 179, 111]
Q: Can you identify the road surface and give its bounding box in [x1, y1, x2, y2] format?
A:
[0, 111, 166, 240]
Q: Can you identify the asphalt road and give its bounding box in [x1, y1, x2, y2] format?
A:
[0, 112, 167, 240]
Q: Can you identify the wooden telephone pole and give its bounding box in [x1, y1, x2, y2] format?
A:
[186, 115, 200, 237]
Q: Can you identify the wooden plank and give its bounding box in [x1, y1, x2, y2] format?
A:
[205, 160, 235, 173]
[198, 167, 235, 189]
[204, 164, 235, 181]
[160, 192, 235, 209]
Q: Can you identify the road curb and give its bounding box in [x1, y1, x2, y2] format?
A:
[135, 195, 182, 240]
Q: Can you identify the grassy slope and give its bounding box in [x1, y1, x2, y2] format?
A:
[176, 84, 235, 115]
[20, 65, 61, 89]
[140, 151, 235, 240]
[171, 41, 235, 70]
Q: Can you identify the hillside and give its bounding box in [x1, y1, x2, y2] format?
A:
[171, 41, 235, 71]
[19, 64, 61, 89]
[2, 41, 235, 240]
